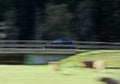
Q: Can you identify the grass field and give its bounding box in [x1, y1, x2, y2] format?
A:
[0, 65, 119, 84]
[0, 50, 120, 84]
[59, 50, 120, 68]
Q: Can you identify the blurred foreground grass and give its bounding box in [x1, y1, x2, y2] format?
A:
[0, 50, 120, 84]
[0, 65, 119, 84]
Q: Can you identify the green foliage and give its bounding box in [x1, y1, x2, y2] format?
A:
[1, 0, 120, 41]
[42, 4, 73, 40]
[0, 0, 13, 21]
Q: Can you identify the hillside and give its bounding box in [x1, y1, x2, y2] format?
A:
[59, 50, 120, 68]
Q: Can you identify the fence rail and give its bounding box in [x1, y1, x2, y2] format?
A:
[0, 40, 120, 53]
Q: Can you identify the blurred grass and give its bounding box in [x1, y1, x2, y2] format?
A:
[59, 50, 120, 68]
[0, 50, 119, 84]
[0, 65, 119, 84]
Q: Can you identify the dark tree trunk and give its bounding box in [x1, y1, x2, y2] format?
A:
[75, 0, 98, 41]
[15, 0, 35, 40]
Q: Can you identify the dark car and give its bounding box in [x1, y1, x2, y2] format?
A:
[48, 38, 75, 44]
[44, 38, 76, 49]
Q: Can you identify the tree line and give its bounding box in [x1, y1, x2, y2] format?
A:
[0, 0, 120, 42]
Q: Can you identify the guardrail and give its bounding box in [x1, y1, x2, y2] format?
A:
[0, 40, 120, 52]
[0, 48, 78, 54]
